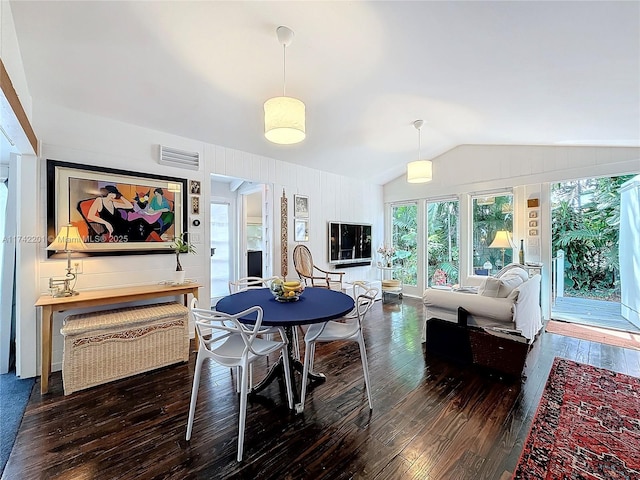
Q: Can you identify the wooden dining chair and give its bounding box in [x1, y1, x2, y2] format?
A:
[297, 285, 379, 413]
[186, 298, 294, 462]
[292, 244, 345, 290]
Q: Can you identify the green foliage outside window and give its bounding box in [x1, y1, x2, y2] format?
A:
[552, 175, 633, 300]
[391, 204, 418, 286]
[426, 200, 459, 286]
[472, 195, 513, 273]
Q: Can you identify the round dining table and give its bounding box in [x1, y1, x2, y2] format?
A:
[216, 287, 354, 326]
[216, 287, 355, 411]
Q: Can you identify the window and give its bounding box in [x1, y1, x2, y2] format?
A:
[391, 203, 418, 286]
[472, 193, 513, 275]
[426, 199, 459, 286]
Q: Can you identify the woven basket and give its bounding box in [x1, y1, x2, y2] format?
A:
[61, 302, 189, 395]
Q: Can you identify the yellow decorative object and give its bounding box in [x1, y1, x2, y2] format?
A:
[270, 277, 304, 302]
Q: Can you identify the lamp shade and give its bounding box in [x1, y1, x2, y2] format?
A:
[407, 160, 433, 183]
[489, 230, 513, 250]
[47, 225, 87, 252]
[264, 96, 306, 144]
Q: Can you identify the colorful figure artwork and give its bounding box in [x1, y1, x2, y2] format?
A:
[72, 178, 176, 244]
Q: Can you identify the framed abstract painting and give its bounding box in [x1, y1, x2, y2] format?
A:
[46, 159, 188, 256]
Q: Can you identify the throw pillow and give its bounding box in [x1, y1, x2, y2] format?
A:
[497, 274, 525, 298]
[478, 276, 501, 297]
[494, 263, 529, 282]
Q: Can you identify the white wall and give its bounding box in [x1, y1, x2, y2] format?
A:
[385, 145, 640, 203]
[1, 0, 32, 119]
[19, 101, 383, 377]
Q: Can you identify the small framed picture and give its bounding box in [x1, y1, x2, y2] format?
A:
[294, 219, 309, 242]
[191, 196, 200, 215]
[529, 220, 538, 228]
[528, 210, 538, 219]
[527, 198, 539, 208]
[190, 180, 201, 195]
[294, 194, 309, 218]
[528, 229, 538, 236]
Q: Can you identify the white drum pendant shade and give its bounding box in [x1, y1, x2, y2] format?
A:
[264, 96, 306, 144]
[407, 160, 432, 183]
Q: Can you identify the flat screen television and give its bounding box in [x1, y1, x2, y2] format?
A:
[328, 221, 372, 266]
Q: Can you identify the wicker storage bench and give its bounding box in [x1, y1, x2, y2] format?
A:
[61, 302, 189, 395]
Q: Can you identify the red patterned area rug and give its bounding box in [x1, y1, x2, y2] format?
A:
[513, 357, 640, 479]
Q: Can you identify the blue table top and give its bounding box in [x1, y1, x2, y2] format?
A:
[215, 287, 354, 326]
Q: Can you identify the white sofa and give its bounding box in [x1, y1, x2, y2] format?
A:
[422, 265, 542, 344]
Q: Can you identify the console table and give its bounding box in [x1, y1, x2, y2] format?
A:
[35, 283, 201, 394]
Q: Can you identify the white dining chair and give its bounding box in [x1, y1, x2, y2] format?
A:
[186, 299, 294, 462]
[228, 276, 278, 294]
[228, 276, 279, 388]
[297, 285, 378, 413]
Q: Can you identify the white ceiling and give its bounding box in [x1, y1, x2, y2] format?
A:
[9, 1, 640, 185]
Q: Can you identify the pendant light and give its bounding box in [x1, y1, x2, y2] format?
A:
[264, 26, 306, 145]
[407, 119, 433, 183]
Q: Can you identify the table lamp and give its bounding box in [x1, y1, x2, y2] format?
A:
[46, 224, 87, 297]
[489, 230, 513, 268]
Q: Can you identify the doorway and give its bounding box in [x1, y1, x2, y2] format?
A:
[210, 176, 272, 306]
[210, 201, 231, 304]
[550, 175, 638, 332]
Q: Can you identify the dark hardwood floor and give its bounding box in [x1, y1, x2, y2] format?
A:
[5, 297, 640, 480]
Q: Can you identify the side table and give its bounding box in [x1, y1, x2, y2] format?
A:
[376, 264, 403, 302]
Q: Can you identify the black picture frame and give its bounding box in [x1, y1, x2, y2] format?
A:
[46, 159, 188, 256]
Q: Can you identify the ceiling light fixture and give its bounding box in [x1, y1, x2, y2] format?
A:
[264, 26, 305, 145]
[407, 119, 432, 183]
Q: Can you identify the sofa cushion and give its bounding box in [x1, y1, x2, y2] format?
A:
[497, 273, 525, 298]
[497, 266, 528, 283]
[478, 276, 502, 297]
[423, 288, 514, 322]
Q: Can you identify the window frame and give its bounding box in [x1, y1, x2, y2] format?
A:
[469, 190, 514, 277]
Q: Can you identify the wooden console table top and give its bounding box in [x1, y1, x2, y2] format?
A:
[35, 283, 201, 394]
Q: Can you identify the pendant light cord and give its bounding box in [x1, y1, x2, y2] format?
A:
[417, 125, 422, 160]
[282, 44, 287, 97]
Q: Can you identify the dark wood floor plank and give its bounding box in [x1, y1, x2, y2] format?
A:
[4, 297, 640, 480]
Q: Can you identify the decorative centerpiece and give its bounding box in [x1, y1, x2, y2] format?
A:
[270, 279, 304, 302]
[377, 245, 396, 267]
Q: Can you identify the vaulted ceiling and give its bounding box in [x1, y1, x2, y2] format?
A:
[9, 1, 640, 184]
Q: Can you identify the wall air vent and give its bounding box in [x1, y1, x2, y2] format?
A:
[159, 145, 200, 170]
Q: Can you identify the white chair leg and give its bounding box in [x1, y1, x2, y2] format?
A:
[235, 366, 241, 393]
[186, 350, 204, 441]
[297, 340, 313, 413]
[280, 348, 294, 410]
[308, 342, 316, 373]
[357, 334, 373, 410]
[291, 327, 300, 360]
[237, 362, 249, 462]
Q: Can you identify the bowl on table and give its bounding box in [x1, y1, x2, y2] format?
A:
[270, 279, 304, 302]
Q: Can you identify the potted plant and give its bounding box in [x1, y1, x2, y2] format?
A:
[171, 235, 196, 284]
